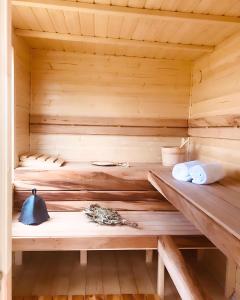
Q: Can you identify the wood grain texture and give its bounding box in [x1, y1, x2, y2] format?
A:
[12, 234, 213, 251]
[30, 124, 188, 137]
[12, 211, 201, 251]
[11, 0, 240, 62]
[15, 29, 214, 53]
[189, 31, 240, 178]
[158, 236, 205, 300]
[148, 170, 240, 265]
[188, 127, 240, 140]
[14, 190, 166, 201]
[189, 115, 240, 128]
[30, 134, 184, 163]
[12, 34, 31, 166]
[12, 250, 227, 298]
[30, 115, 188, 127]
[14, 162, 159, 191]
[189, 137, 240, 179]
[14, 200, 176, 212]
[14, 190, 176, 212]
[29, 50, 190, 162]
[12, 0, 240, 24]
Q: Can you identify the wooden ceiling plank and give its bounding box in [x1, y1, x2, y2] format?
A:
[63, 10, 81, 35]
[95, 14, 108, 37]
[48, 9, 69, 33]
[12, 6, 29, 29]
[15, 29, 214, 53]
[107, 15, 123, 39]
[79, 12, 95, 36]
[31, 7, 56, 32]
[12, 0, 240, 25]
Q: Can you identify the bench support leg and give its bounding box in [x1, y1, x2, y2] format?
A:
[80, 250, 87, 266]
[14, 251, 23, 266]
[157, 250, 165, 298]
[146, 250, 153, 264]
[225, 258, 237, 299]
[158, 236, 205, 300]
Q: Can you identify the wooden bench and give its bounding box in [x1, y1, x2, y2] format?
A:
[149, 167, 240, 299]
[12, 210, 214, 299]
[12, 162, 216, 299]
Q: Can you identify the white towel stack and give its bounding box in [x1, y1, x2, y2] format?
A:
[172, 161, 225, 185]
[189, 163, 225, 185]
[172, 160, 201, 182]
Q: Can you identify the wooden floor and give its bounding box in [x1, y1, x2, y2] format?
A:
[13, 250, 227, 299]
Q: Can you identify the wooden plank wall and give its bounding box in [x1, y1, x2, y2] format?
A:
[189, 31, 240, 288]
[189, 31, 240, 179]
[13, 34, 31, 166]
[30, 50, 191, 162]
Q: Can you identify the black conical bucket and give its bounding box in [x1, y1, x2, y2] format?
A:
[19, 189, 50, 225]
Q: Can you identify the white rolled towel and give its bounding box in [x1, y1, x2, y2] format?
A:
[172, 160, 202, 182]
[190, 163, 225, 185]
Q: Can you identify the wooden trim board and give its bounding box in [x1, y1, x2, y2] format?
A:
[15, 29, 214, 54]
[30, 124, 188, 137]
[189, 115, 240, 128]
[0, 0, 12, 298]
[12, 235, 214, 251]
[29, 115, 188, 137]
[30, 115, 188, 128]
[14, 190, 166, 202]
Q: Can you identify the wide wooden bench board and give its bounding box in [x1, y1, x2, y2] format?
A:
[14, 162, 160, 191]
[12, 211, 200, 238]
[13, 162, 175, 212]
[148, 168, 240, 265]
[12, 211, 203, 251]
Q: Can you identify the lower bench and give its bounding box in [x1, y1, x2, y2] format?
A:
[12, 211, 217, 299]
[12, 211, 207, 251]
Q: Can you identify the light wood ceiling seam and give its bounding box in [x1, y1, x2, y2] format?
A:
[15, 29, 215, 53]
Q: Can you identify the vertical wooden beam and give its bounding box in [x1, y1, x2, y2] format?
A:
[80, 250, 87, 266]
[225, 259, 237, 299]
[157, 252, 165, 298]
[0, 0, 12, 298]
[146, 250, 153, 264]
[14, 252, 23, 266]
[158, 236, 205, 300]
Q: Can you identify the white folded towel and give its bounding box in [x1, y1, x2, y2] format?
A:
[172, 160, 201, 182]
[190, 163, 225, 185]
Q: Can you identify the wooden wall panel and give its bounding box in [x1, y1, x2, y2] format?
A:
[30, 49, 191, 162]
[13, 34, 31, 166]
[189, 31, 240, 179]
[30, 134, 183, 162]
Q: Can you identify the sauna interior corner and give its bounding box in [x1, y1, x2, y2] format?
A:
[11, 0, 240, 298]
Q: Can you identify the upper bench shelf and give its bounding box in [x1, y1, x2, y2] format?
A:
[148, 168, 240, 265]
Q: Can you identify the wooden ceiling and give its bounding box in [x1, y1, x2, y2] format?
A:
[12, 0, 240, 60]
